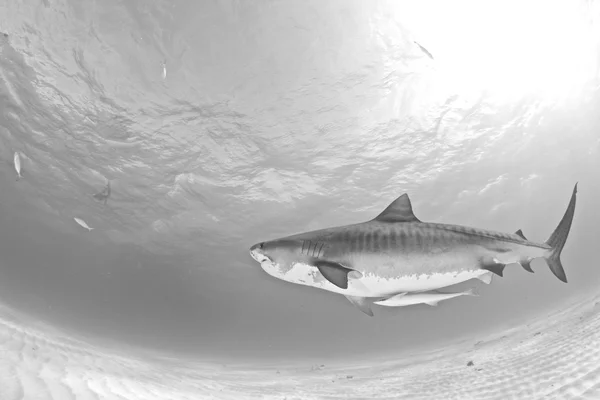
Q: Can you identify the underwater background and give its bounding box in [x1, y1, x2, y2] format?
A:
[0, 0, 600, 398]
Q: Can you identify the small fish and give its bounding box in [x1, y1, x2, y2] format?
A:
[92, 180, 111, 205]
[162, 61, 167, 79]
[13, 151, 21, 181]
[374, 288, 478, 307]
[414, 40, 434, 60]
[73, 217, 93, 231]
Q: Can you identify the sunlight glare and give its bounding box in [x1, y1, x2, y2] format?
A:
[394, 0, 599, 101]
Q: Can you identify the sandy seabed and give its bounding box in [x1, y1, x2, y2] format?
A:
[1, 293, 600, 400]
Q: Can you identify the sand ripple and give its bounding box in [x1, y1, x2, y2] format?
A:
[1, 293, 600, 399]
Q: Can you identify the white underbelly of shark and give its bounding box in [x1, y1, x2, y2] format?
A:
[259, 259, 490, 297]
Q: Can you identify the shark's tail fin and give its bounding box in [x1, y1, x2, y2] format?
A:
[543, 183, 578, 283]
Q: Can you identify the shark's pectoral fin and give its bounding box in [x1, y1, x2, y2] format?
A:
[313, 261, 353, 289]
[520, 259, 534, 273]
[481, 259, 506, 277]
[348, 270, 363, 280]
[344, 295, 374, 317]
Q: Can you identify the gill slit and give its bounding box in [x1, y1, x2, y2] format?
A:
[302, 240, 325, 258]
[317, 242, 324, 258]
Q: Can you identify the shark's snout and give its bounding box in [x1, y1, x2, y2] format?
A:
[249, 242, 271, 264]
[250, 242, 264, 252]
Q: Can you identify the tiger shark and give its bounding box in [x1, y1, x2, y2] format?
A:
[249, 184, 577, 316]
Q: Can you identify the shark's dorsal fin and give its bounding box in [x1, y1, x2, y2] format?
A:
[374, 193, 421, 223]
[515, 229, 527, 240]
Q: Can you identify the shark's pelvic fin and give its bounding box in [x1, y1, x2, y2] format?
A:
[515, 229, 527, 240]
[425, 301, 439, 307]
[345, 295, 374, 317]
[373, 193, 421, 223]
[476, 272, 493, 284]
[481, 261, 506, 278]
[313, 260, 353, 289]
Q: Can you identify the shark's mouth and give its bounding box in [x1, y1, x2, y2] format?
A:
[250, 250, 277, 275]
[250, 249, 268, 263]
[250, 249, 290, 280]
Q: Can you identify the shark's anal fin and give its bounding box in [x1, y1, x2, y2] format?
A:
[521, 259, 534, 273]
[481, 259, 506, 278]
[515, 229, 527, 240]
[313, 261, 353, 289]
[373, 193, 421, 223]
[345, 295, 374, 317]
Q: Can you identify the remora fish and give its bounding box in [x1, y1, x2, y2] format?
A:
[13, 151, 22, 181]
[249, 184, 577, 316]
[74, 217, 93, 231]
[374, 288, 478, 308]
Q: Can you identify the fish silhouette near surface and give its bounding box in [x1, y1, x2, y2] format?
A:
[249, 184, 578, 316]
[13, 151, 22, 181]
[92, 180, 111, 204]
[74, 217, 93, 231]
[414, 40, 434, 60]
